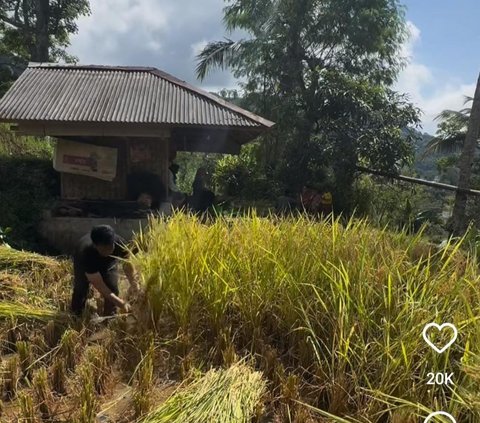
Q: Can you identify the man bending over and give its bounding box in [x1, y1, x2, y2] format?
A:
[71, 225, 139, 316]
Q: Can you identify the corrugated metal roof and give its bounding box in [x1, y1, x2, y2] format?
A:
[0, 63, 274, 129]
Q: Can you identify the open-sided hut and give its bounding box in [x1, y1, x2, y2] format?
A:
[0, 63, 274, 252]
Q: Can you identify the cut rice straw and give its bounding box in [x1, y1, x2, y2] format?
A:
[0, 245, 60, 271]
[0, 301, 68, 322]
[142, 363, 266, 423]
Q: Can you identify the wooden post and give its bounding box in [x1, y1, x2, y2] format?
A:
[452, 72, 480, 235]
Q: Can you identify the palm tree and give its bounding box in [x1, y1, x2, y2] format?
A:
[452, 74, 480, 235]
[422, 97, 472, 157]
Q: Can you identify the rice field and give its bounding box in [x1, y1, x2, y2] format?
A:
[1, 214, 480, 422]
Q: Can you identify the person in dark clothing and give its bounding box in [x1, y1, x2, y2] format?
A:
[127, 171, 167, 210]
[71, 225, 139, 316]
[190, 167, 215, 213]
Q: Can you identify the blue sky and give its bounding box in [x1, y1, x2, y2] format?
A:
[397, 0, 479, 132]
[402, 0, 479, 83]
[69, 0, 479, 134]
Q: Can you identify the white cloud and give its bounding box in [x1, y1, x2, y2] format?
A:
[70, 4, 467, 132]
[396, 21, 475, 134]
[68, 0, 240, 90]
[191, 40, 208, 59]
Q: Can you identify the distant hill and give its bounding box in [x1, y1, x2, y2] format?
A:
[412, 130, 438, 180]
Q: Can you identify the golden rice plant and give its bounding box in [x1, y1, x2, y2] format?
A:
[16, 340, 33, 381]
[0, 246, 71, 311]
[0, 245, 59, 272]
[0, 301, 66, 322]
[131, 213, 480, 421]
[133, 336, 155, 418]
[59, 329, 81, 371]
[75, 364, 97, 423]
[142, 362, 266, 423]
[19, 391, 36, 422]
[33, 367, 53, 421]
[83, 345, 110, 395]
[2, 355, 19, 400]
[51, 357, 67, 395]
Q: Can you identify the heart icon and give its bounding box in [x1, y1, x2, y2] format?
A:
[422, 323, 458, 354]
[424, 411, 456, 422]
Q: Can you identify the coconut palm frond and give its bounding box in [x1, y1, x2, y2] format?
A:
[421, 133, 466, 158]
[195, 39, 241, 81]
[434, 109, 469, 123]
[223, 0, 274, 33]
[196, 38, 260, 81]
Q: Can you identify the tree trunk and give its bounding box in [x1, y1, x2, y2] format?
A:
[452, 72, 480, 235]
[33, 0, 49, 61]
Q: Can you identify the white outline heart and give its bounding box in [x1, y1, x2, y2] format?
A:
[422, 323, 458, 354]
[424, 411, 456, 422]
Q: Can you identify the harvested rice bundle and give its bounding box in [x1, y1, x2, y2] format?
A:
[0, 245, 61, 272]
[0, 271, 25, 300]
[0, 301, 68, 322]
[142, 363, 266, 423]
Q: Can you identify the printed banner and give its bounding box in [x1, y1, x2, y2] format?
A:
[54, 139, 118, 181]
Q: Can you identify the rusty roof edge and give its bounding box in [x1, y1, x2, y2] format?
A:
[28, 62, 159, 72]
[27, 62, 276, 129]
[149, 69, 276, 129]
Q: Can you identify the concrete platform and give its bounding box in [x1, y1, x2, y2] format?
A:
[38, 203, 172, 254]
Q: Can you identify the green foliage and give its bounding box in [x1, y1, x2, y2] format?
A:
[353, 175, 447, 240]
[0, 126, 58, 250]
[0, 156, 58, 249]
[0, 0, 90, 91]
[423, 97, 472, 156]
[0, 125, 54, 157]
[213, 144, 275, 200]
[0, 0, 90, 60]
[197, 0, 420, 206]
[174, 152, 220, 195]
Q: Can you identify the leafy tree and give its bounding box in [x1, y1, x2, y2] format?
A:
[197, 0, 420, 211]
[0, 0, 90, 94]
[419, 91, 480, 235]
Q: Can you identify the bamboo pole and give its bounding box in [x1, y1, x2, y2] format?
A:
[356, 166, 480, 197]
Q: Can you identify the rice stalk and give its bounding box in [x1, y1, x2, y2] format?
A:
[83, 345, 110, 395]
[19, 391, 36, 422]
[75, 365, 98, 423]
[51, 357, 67, 395]
[33, 367, 53, 421]
[0, 245, 59, 272]
[0, 302, 67, 322]
[142, 362, 266, 423]
[132, 213, 480, 420]
[2, 355, 19, 400]
[59, 329, 81, 371]
[133, 337, 155, 418]
[16, 340, 33, 381]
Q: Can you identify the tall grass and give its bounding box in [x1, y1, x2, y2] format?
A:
[132, 213, 480, 421]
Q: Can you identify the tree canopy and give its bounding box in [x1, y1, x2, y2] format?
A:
[0, 0, 90, 94]
[197, 0, 421, 210]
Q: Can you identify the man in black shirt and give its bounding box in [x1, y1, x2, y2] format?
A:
[71, 225, 139, 316]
